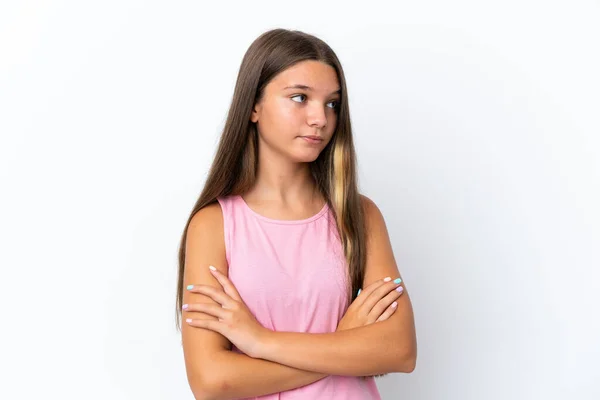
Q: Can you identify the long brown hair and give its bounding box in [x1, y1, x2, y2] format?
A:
[176, 28, 367, 338]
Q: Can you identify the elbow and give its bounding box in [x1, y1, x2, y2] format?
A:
[185, 350, 235, 400]
[188, 379, 214, 400]
[401, 353, 417, 373]
[394, 347, 417, 374]
[187, 371, 224, 400]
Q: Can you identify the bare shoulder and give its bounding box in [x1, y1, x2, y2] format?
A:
[359, 193, 374, 208]
[188, 201, 224, 235]
[359, 194, 386, 232]
[184, 200, 228, 280]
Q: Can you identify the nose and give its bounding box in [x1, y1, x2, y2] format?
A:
[306, 104, 328, 129]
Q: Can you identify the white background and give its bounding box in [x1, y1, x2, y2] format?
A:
[1, 1, 599, 399]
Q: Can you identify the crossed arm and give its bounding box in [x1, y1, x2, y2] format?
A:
[181, 196, 417, 399]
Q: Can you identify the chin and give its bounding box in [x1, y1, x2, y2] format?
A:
[290, 150, 322, 163]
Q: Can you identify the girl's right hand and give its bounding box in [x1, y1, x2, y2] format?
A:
[336, 276, 404, 331]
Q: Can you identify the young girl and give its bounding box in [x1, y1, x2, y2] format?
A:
[176, 28, 417, 399]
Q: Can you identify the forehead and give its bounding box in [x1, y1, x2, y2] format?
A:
[270, 60, 340, 94]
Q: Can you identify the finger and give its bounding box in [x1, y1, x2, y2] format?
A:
[367, 285, 404, 323]
[187, 284, 236, 309]
[183, 303, 231, 321]
[375, 301, 398, 323]
[362, 279, 403, 315]
[208, 265, 243, 302]
[185, 317, 225, 334]
[355, 276, 393, 302]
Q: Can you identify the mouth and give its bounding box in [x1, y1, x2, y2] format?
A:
[300, 136, 324, 144]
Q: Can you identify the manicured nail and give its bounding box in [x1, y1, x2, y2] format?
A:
[357, 289, 361, 295]
[187, 285, 194, 290]
[383, 277, 392, 282]
[185, 318, 192, 323]
[182, 304, 188, 310]
[392, 301, 398, 308]
[394, 278, 402, 284]
[396, 286, 404, 293]
[209, 265, 217, 271]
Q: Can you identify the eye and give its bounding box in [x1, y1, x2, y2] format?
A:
[291, 94, 306, 103]
[291, 94, 339, 111]
[327, 100, 339, 110]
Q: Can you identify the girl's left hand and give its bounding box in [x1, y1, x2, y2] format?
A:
[183, 265, 271, 359]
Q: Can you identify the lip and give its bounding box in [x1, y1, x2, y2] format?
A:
[301, 136, 323, 144]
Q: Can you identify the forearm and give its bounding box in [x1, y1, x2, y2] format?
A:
[259, 319, 416, 376]
[198, 349, 327, 399]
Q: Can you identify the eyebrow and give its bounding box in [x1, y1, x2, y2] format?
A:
[283, 84, 341, 95]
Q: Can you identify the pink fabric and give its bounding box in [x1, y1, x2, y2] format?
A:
[216, 194, 381, 400]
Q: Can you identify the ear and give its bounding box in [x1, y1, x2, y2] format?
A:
[250, 102, 261, 123]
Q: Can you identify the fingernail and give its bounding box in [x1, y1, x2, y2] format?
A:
[383, 277, 392, 282]
[357, 289, 361, 295]
[396, 286, 404, 293]
[186, 285, 194, 290]
[209, 265, 217, 271]
[392, 301, 398, 308]
[394, 278, 402, 284]
[185, 318, 192, 323]
[182, 304, 188, 310]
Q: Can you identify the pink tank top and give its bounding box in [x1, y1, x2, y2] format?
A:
[216, 194, 381, 400]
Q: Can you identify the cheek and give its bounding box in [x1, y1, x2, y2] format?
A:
[263, 100, 302, 132]
[276, 98, 301, 120]
[327, 113, 338, 132]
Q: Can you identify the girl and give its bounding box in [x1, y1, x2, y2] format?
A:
[176, 28, 417, 399]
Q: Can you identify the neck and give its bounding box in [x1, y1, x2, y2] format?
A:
[246, 144, 320, 206]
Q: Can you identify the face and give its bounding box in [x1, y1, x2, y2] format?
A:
[250, 60, 341, 163]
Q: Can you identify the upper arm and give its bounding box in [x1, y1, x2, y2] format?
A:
[360, 194, 417, 367]
[360, 194, 401, 287]
[181, 201, 231, 394]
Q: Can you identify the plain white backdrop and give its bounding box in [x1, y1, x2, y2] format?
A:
[1, 1, 599, 399]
